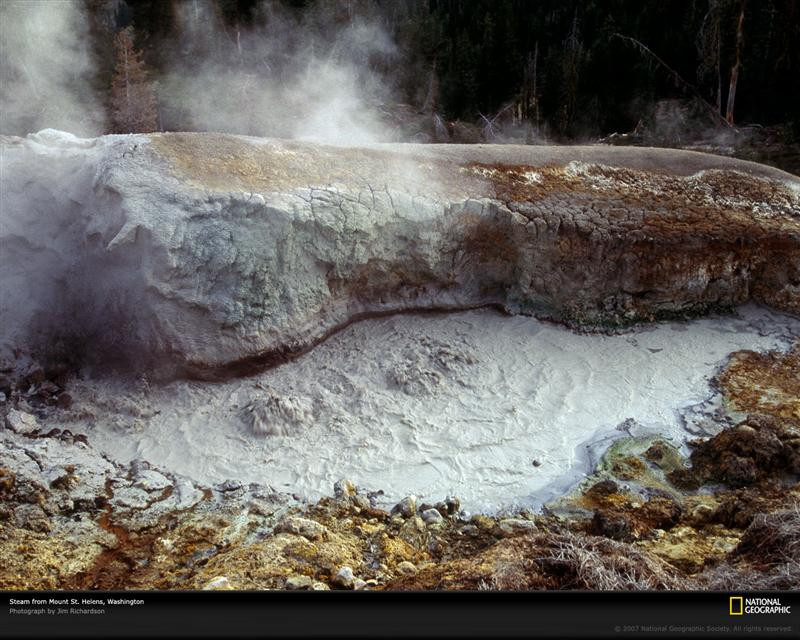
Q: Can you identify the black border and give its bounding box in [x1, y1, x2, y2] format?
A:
[2, 590, 798, 638]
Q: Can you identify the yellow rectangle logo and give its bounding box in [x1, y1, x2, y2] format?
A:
[730, 596, 744, 616]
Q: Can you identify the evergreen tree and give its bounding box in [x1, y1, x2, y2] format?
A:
[110, 27, 157, 134]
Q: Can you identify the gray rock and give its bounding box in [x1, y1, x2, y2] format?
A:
[333, 566, 355, 589]
[399, 516, 427, 548]
[689, 503, 715, 525]
[445, 496, 461, 515]
[4, 409, 38, 434]
[389, 513, 405, 527]
[216, 479, 244, 492]
[277, 516, 328, 541]
[132, 467, 172, 492]
[497, 518, 537, 536]
[111, 485, 152, 510]
[284, 575, 313, 590]
[421, 508, 444, 525]
[396, 561, 417, 576]
[392, 495, 417, 518]
[202, 576, 233, 590]
[172, 478, 205, 510]
[333, 478, 357, 499]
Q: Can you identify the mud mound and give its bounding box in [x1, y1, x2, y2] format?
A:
[2, 130, 798, 380]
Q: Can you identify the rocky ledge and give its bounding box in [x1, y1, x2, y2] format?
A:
[1, 344, 797, 590]
[1, 130, 798, 380]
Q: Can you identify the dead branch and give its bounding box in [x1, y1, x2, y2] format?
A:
[611, 32, 730, 128]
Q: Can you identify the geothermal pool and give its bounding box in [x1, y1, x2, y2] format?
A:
[62, 305, 800, 512]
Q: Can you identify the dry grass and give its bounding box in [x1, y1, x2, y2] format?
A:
[698, 504, 800, 590]
[700, 561, 800, 590]
[734, 504, 800, 563]
[531, 533, 686, 590]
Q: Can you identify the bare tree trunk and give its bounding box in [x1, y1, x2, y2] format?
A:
[726, 4, 745, 125]
[716, 32, 722, 114]
[422, 60, 438, 113]
[124, 46, 130, 116]
[532, 41, 539, 131]
[725, 67, 738, 124]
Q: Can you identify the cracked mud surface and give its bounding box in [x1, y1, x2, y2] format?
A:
[2, 131, 798, 379]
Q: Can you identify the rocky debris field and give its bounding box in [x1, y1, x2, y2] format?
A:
[1, 343, 798, 591]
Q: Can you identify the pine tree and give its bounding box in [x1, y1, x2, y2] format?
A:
[110, 27, 157, 134]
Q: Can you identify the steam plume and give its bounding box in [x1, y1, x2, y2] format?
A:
[159, 0, 398, 144]
[0, 0, 104, 136]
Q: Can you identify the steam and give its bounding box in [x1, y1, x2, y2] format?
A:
[159, 0, 399, 144]
[0, 0, 401, 144]
[0, 0, 104, 136]
[0, 1, 425, 380]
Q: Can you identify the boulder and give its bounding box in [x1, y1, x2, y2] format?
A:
[4, 409, 38, 435]
[333, 478, 357, 499]
[332, 566, 355, 589]
[497, 518, 537, 537]
[392, 495, 417, 518]
[284, 575, 313, 590]
[276, 516, 328, 541]
[421, 508, 444, 525]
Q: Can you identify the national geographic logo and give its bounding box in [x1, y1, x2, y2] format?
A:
[730, 596, 792, 616]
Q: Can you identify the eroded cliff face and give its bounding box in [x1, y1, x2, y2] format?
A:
[1, 129, 798, 378]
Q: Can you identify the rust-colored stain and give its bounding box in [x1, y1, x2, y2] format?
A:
[148, 133, 474, 198]
[717, 343, 800, 420]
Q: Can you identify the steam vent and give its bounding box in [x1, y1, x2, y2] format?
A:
[1, 129, 799, 590]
